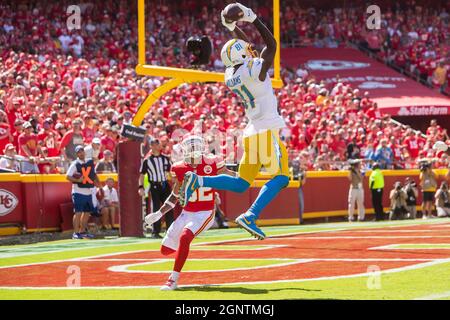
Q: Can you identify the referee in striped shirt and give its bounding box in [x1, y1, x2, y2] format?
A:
[138, 138, 174, 238]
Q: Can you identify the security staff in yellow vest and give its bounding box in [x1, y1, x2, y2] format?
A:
[369, 162, 385, 221]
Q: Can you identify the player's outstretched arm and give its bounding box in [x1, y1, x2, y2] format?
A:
[252, 17, 276, 82]
[232, 26, 251, 43]
[235, 2, 276, 81]
[144, 176, 179, 225]
[159, 178, 180, 215]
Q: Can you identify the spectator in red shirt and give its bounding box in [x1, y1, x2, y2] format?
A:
[59, 118, 85, 162]
[38, 118, 60, 157]
[100, 124, 117, 154]
[0, 110, 12, 153]
[403, 130, 420, 159]
[18, 121, 40, 173]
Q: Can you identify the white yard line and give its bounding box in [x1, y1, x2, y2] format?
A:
[288, 236, 450, 239]
[342, 229, 449, 233]
[107, 258, 313, 274]
[414, 291, 450, 300]
[3, 258, 450, 290]
[369, 243, 450, 250]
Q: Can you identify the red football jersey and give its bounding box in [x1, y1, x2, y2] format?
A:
[172, 156, 225, 212]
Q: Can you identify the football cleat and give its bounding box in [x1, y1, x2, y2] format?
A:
[235, 213, 266, 240]
[72, 233, 83, 240]
[160, 278, 178, 291]
[179, 172, 200, 207]
[80, 232, 94, 239]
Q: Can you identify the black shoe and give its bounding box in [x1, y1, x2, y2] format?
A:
[151, 233, 163, 239]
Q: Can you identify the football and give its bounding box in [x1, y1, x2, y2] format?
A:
[223, 3, 244, 23]
[72, 172, 82, 179]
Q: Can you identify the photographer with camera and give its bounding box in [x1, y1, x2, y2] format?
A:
[419, 160, 438, 219]
[389, 181, 408, 220]
[435, 181, 450, 217]
[403, 178, 418, 219]
[347, 159, 365, 222]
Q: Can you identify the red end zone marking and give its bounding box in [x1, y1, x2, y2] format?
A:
[1, 224, 450, 288]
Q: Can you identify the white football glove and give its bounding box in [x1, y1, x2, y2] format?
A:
[221, 9, 236, 31]
[236, 3, 257, 23]
[144, 210, 163, 225]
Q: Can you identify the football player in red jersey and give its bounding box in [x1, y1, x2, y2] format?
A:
[144, 135, 235, 290]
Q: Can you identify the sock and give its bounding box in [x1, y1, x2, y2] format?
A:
[170, 271, 180, 282]
[202, 175, 250, 193]
[160, 245, 176, 256]
[248, 175, 289, 219]
[173, 228, 195, 273]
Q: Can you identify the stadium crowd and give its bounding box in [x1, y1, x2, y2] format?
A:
[0, 0, 449, 175]
[280, 0, 450, 94]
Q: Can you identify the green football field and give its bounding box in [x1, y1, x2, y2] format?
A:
[1, 218, 450, 300]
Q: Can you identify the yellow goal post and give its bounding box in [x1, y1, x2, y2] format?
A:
[131, 0, 283, 126]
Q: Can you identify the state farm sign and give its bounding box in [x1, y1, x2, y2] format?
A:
[0, 189, 19, 217]
[397, 106, 450, 116]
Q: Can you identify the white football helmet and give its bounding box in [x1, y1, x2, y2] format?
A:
[181, 135, 205, 163]
[220, 39, 258, 68]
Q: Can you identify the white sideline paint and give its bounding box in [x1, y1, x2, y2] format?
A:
[0, 249, 152, 270]
[369, 244, 450, 250]
[105, 257, 442, 274]
[288, 236, 450, 239]
[0, 239, 152, 259]
[342, 229, 449, 233]
[107, 258, 313, 274]
[3, 258, 450, 290]
[191, 244, 288, 251]
[414, 291, 450, 300]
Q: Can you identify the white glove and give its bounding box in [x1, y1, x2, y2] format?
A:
[144, 210, 163, 225]
[221, 9, 236, 31]
[236, 3, 257, 23]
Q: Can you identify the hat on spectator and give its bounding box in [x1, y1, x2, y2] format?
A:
[92, 138, 101, 145]
[104, 149, 113, 155]
[75, 145, 84, 153]
[23, 122, 32, 129]
[3, 143, 15, 153]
